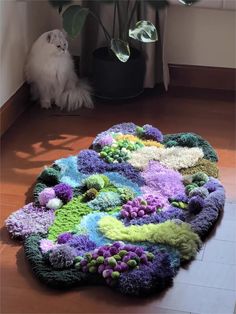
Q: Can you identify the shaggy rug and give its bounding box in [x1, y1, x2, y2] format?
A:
[5, 123, 225, 296]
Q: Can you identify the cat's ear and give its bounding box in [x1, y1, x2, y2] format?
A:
[46, 32, 52, 43]
[61, 29, 68, 39]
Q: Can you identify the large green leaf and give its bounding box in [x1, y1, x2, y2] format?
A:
[178, 0, 199, 5]
[62, 5, 89, 38]
[146, 0, 169, 9]
[110, 39, 130, 62]
[129, 20, 158, 43]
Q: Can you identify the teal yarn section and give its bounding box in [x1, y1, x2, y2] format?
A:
[55, 156, 87, 188]
[24, 234, 90, 288]
[104, 172, 141, 196]
[163, 133, 218, 162]
[87, 191, 122, 211]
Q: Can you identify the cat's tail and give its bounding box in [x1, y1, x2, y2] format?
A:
[57, 80, 94, 111]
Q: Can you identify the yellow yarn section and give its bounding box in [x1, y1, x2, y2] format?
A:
[142, 140, 164, 148]
[98, 216, 201, 261]
[115, 134, 141, 142]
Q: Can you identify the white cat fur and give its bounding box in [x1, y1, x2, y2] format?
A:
[25, 29, 93, 110]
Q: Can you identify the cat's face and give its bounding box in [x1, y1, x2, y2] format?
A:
[46, 30, 68, 55]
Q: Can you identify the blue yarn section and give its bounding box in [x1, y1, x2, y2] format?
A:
[55, 156, 87, 188]
[87, 191, 122, 211]
[104, 172, 142, 196]
[76, 212, 112, 246]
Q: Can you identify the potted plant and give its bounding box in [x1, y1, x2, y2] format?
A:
[49, 0, 197, 99]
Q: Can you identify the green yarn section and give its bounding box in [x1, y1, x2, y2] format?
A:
[37, 167, 61, 186]
[98, 217, 201, 261]
[163, 132, 218, 162]
[24, 234, 94, 288]
[47, 196, 93, 241]
[179, 158, 218, 178]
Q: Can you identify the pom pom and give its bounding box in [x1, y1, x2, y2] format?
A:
[83, 188, 98, 201]
[189, 187, 209, 199]
[188, 196, 204, 214]
[142, 124, 163, 142]
[33, 182, 47, 203]
[37, 167, 60, 185]
[84, 174, 105, 191]
[57, 232, 73, 244]
[46, 198, 63, 210]
[49, 244, 76, 269]
[54, 183, 73, 204]
[192, 172, 209, 185]
[179, 134, 198, 147]
[38, 188, 56, 206]
[96, 135, 114, 148]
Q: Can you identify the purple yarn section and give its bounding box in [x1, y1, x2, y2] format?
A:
[57, 232, 73, 244]
[67, 235, 97, 256]
[203, 177, 221, 193]
[5, 203, 55, 239]
[77, 149, 144, 186]
[190, 180, 225, 238]
[142, 124, 164, 142]
[122, 206, 185, 226]
[141, 161, 185, 207]
[53, 183, 73, 204]
[117, 251, 174, 296]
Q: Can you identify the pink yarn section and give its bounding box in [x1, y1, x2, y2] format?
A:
[141, 161, 185, 208]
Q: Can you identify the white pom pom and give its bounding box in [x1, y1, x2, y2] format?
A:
[46, 198, 63, 210]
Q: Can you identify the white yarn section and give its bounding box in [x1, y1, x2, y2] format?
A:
[46, 198, 63, 210]
[128, 146, 204, 170]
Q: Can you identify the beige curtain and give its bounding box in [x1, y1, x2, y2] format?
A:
[79, 1, 169, 89]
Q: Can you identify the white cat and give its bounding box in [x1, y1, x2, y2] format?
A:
[25, 29, 93, 110]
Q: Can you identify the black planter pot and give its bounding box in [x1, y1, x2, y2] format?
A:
[92, 47, 146, 100]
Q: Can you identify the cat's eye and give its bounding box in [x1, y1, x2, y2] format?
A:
[57, 45, 61, 48]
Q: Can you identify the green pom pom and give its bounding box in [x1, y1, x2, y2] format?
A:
[113, 254, 121, 261]
[83, 188, 98, 201]
[74, 256, 83, 263]
[100, 175, 110, 187]
[136, 126, 144, 137]
[96, 256, 104, 264]
[108, 257, 117, 267]
[127, 259, 137, 268]
[165, 140, 178, 148]
[85, 174, 105, 191]
[111, 271, 120, 279]
[192, 172, 209, 184]
[147, 252, 155, 261]
[75, 262, 81, 269]
[88, 266, 97, 273]
[117, 187, 134, 202]
[88, 260, 96, 267]
[171, 201, 179, 207]
[179, 134, 198, 147]
[85, 253, 92, 261]
[37, 167, 60, 186]
[118, 250, 127, 258]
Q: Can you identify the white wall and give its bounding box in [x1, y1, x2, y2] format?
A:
[166, 5, 236, 68]
[0, 0, 52, 107]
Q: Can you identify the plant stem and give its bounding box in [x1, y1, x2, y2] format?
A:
[89, 10, 111, 42]
[127, 0, 138, 30]
[112, 1, 117, 38]
[117, 1, 123, 38]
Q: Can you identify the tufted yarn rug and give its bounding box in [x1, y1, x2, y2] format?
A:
[5, 123, 225, 296]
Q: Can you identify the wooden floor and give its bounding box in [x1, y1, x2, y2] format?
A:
[0, 87, 235, 314]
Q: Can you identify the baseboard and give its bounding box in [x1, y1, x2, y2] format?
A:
[169, 64, 236, 91]
[0, 83, 30, 137]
